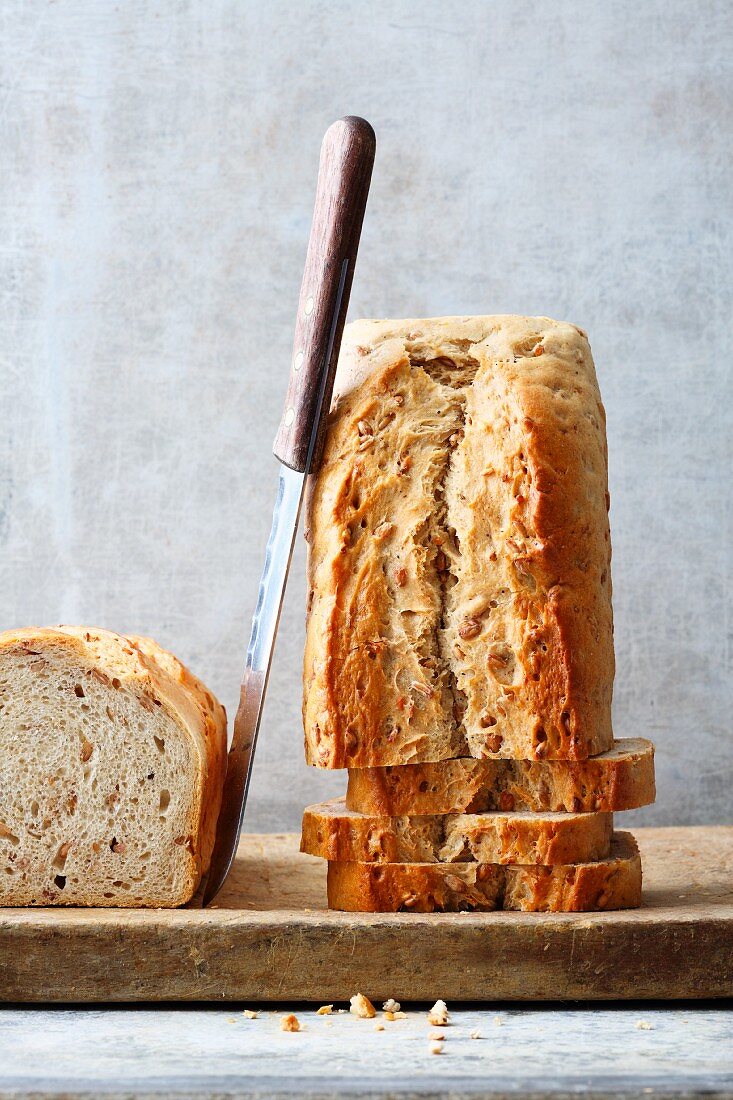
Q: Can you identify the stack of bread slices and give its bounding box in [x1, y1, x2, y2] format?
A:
[300, 315, 655, 912]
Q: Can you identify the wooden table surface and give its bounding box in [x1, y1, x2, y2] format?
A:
[2, 827, 731, 1003]
[0, 1002, 731, 1098]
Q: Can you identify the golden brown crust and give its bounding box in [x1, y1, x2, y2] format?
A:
[122, 629, 226, 884]
[0, 626, 227, 904]
[304, 316, 614, 768]
[301, 798, 613, 865]
[327, 832, 641, 912]
[346, 738, 655, 816]
[123, 631, 227, 886]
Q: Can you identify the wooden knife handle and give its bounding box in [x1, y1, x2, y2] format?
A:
[272, 116, 375, 472]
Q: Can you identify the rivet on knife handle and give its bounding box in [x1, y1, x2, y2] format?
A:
[273, 116, 376, 473]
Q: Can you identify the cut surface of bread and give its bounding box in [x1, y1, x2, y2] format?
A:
[304, 316, 614, 768]
[302, 798, 613, 865]
[346, 738, 654, 817]
[0, 626, 226, 906]
[327, 832, 641, 912]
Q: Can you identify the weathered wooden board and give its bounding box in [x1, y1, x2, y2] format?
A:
[0, 826, 730, 1003]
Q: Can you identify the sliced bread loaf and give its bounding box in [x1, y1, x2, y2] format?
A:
[0, 626, 226, 906]
[327, 832, 641, 912]
[302, 798, 613, 865]
[345, 738, 654, 816]
[304, 316, 614, 768]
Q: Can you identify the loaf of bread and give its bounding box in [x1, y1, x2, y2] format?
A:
[327, 832, 641, 912]
[302, 798, 613, 865]
[345, 738, 654, 816]
[304, 316, 614, 768]
[0, 627, 226, 906]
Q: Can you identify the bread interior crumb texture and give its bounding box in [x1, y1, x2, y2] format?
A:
[0, 628, 224, 906]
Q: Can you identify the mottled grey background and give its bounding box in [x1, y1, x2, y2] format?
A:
[0, 0, 730, 830]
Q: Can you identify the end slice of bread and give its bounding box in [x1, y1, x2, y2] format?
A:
[0, 626, 226, 906]
[302, 798, 613, 865]
[327, 832, 642, 912]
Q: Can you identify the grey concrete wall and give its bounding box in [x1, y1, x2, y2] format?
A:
[0, 0, 730, 830]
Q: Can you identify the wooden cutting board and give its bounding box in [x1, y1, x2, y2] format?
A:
[0, 826, 730, 1002]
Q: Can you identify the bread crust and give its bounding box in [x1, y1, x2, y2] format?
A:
[327, 832, 641, 912]
[345, 738, 654, 816]
[304, 316, 614, 768]
[301, 798, 612, 865]
[0, 626, 226, 906]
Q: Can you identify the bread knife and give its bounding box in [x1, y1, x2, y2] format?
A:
[203, 116, 375, 905]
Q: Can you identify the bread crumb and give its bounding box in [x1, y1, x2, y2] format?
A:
[427, 999, 449, 1027]
[382, 998, 401, 1012]
[636, 1020, 654, 1030]
[350, 993, 376, 1019]
[280, 1014, 300, 1032]
[494, 1015, 503, 1026]
[374, 1022, 385, 1032]
[316, 1004, 333, 1015]
[242, 1009, 258, 1019]
[429, 1030, 445, 1041]
[384, 1009, 407, 1021]
[430, 1040, 444, 1055]
[470, 1030, 481, 1039]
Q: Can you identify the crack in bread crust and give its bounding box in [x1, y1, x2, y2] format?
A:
[410, 351, 480, 756]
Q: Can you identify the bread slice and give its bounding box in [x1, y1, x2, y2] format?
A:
[304, 316, 614, 768]
[302, 798, 613, 865]
[0, 626, 226, 906]
[327, 832, 641, 912]
[346, 738, 654, 817]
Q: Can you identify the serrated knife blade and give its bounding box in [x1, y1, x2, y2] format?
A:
[202, 117, 375, 905]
